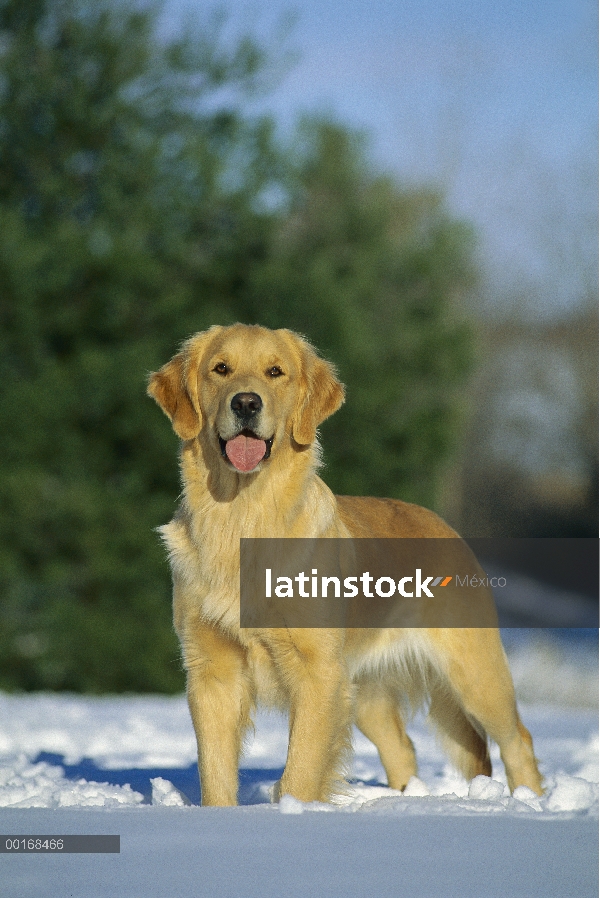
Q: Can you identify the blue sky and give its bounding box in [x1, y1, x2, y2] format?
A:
[167, 0, 597, 318]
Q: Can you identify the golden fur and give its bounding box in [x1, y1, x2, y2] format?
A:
[148, 323, 543, 805]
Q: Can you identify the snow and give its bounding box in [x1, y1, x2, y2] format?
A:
[0, 699, 597, 817]
[0, 755, 144, 810]
[150, 776, 190, 807]
[0, 634, 597, 896]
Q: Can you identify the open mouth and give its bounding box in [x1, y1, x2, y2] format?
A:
[218, 430, 274, 473]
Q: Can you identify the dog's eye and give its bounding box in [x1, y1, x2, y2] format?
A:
[213, 362, 229, 376]
[267, 366, 284, 378]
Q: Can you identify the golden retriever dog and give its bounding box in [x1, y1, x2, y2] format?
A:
[148, 323, 543, 805]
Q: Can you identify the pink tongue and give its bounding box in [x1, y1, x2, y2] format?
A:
[225, 434, 267, 472]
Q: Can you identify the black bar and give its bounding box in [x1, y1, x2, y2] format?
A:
[239, 537, 599, 628]
[1, 835, 120, 853]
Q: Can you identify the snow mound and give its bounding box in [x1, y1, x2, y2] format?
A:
[545, 775, 598, 813]
[0, 755, 143, 809]
[279, 795, 305, 814]
[403, 776, 430, 797]
[468, 775, 506, 801]
[151, 777, 190, 807]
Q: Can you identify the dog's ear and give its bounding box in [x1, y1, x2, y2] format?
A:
[292, 340, 345, 446]
[148, 327, 223, 439]
[147, 349, 201, 440]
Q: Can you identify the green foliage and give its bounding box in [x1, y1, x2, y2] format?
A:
[244, 122, 476, 501]
[0, 0, 476, 692]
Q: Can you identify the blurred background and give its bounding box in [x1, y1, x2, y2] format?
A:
[0, 0, 596, 692]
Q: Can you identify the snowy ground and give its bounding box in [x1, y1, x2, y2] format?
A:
[0, 633, 598, 897]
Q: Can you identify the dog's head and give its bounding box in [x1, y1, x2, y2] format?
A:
[147, 324, 345, 474]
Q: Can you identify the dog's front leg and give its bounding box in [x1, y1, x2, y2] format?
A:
[182, 620, 252, 807]
[271, 631, 352, 803]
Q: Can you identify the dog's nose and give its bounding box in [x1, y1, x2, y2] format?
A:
[231, 392, 263, 418]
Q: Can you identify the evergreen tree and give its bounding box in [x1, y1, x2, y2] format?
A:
[0, 0, 280, 691]
[0, 0, 476, 691]
[245, 121, 476, 502]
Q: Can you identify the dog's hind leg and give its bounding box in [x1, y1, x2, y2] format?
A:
[354, 682, 417, 790]
[429, 629, 543, 794]
[427, 683, 492, 781]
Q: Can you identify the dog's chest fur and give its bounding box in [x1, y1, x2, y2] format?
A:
[160, 440, 346, 637]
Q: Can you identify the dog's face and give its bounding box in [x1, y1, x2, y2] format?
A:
[148, 324, 345, 474]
